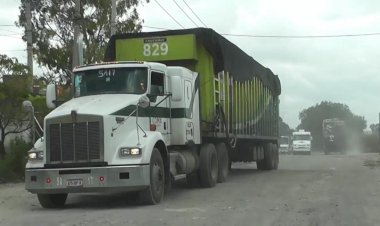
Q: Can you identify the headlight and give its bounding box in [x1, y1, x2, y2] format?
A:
[28, 149, 44, 161]
[119, 147, 141, 157]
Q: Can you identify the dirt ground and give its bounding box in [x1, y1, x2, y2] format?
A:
[1, 152, 380, 226]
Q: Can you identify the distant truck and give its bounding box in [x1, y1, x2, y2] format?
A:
[291, 130, 312, 155]
[322, 118, 346, 154]
[25, 28, 281, 208]
[279, 136, 290, 154]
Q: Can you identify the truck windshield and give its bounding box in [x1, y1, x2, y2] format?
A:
[74, 67, 148, 97]
[293, 135, 311, 141]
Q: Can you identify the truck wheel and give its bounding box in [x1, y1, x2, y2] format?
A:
[37, 193, 67, 208]
[216, 143, 229, 183]
[199, 143, 218, 187]
[139, 148, 165, 205]
[263, 143, 275, 170]
[272, 144, 279, 170]
[256, 160, 265, 170]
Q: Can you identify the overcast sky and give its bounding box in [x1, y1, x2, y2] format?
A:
[1, 0, 380, 128]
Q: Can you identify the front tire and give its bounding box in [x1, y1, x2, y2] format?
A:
[139, 148, 165, 205]
[199, 143, 218, 188]
[37, 193, 67, 208]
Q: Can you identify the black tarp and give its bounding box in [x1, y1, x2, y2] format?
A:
[104, 28, 281, 96]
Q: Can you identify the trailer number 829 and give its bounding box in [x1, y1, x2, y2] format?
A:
[143, 43, 168, 56]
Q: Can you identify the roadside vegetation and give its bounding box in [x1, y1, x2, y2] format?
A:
[0, 139, 32, 183]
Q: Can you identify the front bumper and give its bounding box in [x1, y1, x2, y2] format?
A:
[292, 148, 311, 154]
[25, 165, 150, 194]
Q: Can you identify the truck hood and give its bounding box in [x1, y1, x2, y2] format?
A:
[46, 94, 141, 118]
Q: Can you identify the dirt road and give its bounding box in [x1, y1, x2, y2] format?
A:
[1, 152, 380, 226]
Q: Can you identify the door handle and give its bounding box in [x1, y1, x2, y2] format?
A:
[164, 122, 166, 130]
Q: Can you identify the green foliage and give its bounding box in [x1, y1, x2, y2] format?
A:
[28, 95, 50, 126]
[0, 55, 32, 158]
[0, 54, 30, 77]
[17, 0, 147, 85]
[0, 139, 32, 182]
[298, 101, 367, 149]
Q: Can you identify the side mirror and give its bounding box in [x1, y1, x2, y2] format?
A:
[46, 84, 57, 109]
[138, 95, 150, 108]
[170, 76, 182, 101]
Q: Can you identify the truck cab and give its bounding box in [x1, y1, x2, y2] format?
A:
[291, 130, 312, 155]
[279, 136, 290, 154]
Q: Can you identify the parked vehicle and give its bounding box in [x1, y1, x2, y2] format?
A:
[291, 130, 312, 155]
[25, 28, 281, 208]
[279, 136, 290, 154]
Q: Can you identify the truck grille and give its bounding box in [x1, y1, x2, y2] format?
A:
[48, 120, 103, 163]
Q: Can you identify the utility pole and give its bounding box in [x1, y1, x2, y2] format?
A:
[25, 0, 33, 81]
[111, 0, 117, 35]
[72, 0, 81, 69]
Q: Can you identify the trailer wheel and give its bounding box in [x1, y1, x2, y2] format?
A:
[256, 145, 265, 170]
[199, 143, 218, 187]
[37, 193, 67, 208]
[256, 159, 265, 170]
[216, 143, 229, 183]
[263, 143, 275, 170]
[272, 144, 279, 170]
[139, 148, 165, 205]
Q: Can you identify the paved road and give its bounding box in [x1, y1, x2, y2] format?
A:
[1, 152, 380, 226]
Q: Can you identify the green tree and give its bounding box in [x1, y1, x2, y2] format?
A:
[298, 101, 366, 149]
[0, 55, 31, 158]
[17, 0, 147, 85]
[279, 117, 293, 137]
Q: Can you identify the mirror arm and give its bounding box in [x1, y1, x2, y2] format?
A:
[152, 93, 172, 108]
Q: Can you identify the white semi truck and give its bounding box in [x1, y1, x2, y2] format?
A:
[291, 130, 312, 155]
[25, 28, 281, 208]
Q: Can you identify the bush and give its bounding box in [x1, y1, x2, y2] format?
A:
[0, 138, 32, 182]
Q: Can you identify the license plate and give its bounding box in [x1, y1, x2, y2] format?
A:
[66, 179, 83, 187]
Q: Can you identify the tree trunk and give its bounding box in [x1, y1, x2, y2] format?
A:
[0, 141, 5, 159]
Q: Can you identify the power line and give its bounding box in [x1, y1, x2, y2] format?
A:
[172, 0, 198, 27]
[153, 0, 185, 29]
[221, 32, 380, 38]
[182, 0, 207, 27]
[0, 24, 16, 27]
[143, 25, 172, 30]
[142, 25, 380, 39]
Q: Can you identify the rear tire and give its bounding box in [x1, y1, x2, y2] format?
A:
[256, 160, 265, 170]
[216, 143, 229, 183]
[139, 148, 165, 205]
[37, 193, 67, 208]
[199, 143, 218, 187]
[272, 144, 279, 170]
[263, 143, 275, 170]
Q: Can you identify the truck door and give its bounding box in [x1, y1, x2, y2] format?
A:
[150, 71, 171, 145]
